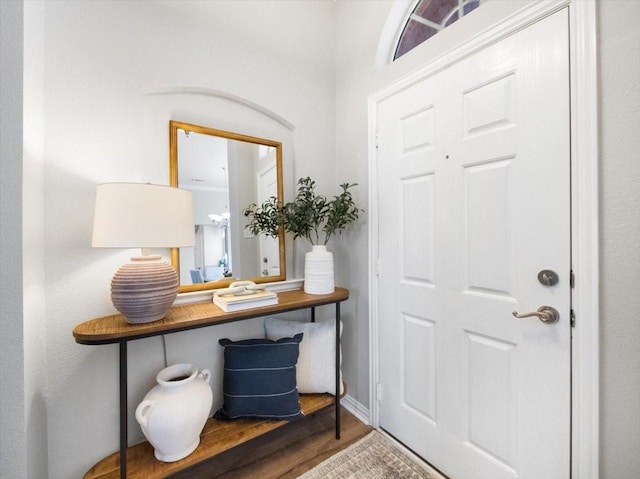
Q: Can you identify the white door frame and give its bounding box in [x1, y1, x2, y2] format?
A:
[368, 1, 599, 478]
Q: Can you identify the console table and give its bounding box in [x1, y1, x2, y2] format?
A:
[73, 287, 349, 479]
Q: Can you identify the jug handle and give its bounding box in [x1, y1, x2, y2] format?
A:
[199, 369, 211, 384]
[135, 400, 155, 428]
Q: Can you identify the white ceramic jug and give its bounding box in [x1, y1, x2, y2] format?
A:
[135, 363, 213, 462]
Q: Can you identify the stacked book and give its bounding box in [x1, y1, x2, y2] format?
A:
[213, 289, 278, 312]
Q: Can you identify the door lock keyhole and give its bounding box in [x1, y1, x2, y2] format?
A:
[538, 269, 559, 286]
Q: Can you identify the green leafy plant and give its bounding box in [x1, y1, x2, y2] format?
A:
[243, 196, 281, 239]
[243, 177, 362, 246]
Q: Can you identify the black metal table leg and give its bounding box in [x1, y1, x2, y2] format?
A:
[311, 306, 315, 323]
[335, 301, 341, 440]
[119, 341, 127, 479]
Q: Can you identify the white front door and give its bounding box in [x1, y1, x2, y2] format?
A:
[376, 10, 571, 479]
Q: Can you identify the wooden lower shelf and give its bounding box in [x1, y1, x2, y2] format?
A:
[83, 392, 336, 479]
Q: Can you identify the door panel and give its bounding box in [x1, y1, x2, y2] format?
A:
[465, 331, 517, 467]
[402, 174, 436, 283]
[464, 158, 515, 296]
[377, 9, 570, 479]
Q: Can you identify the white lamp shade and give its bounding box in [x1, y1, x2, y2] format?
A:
[92, 183, 195, 248]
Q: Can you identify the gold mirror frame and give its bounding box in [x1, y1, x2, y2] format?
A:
[169, 120, 286, 293]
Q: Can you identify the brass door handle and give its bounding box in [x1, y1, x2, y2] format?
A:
[512, 306, 559, 323]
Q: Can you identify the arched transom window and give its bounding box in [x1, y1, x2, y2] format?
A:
[394, 0, 482, 60]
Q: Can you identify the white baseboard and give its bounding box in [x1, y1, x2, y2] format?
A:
[341, 394, 370, 426]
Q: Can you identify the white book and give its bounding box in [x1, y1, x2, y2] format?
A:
[213, 290, 278, 312]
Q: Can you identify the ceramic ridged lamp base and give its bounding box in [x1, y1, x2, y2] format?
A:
[111, 256, 179, 324]
[304, 245, 335, 295]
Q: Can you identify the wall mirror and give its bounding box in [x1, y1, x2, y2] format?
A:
[169, 120, 285, 293]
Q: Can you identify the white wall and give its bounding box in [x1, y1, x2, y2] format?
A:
[0, 2, 27, 478]
[22, 1, 49, 478]
[598, 1, 640, 477]
[26, 1, 335, 477]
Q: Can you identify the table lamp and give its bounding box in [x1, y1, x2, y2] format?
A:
[92, 183, 195, 323]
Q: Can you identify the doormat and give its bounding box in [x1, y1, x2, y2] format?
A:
[297, 430, 447, 479]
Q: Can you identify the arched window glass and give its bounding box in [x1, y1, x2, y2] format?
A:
[394, 0, 482, 60]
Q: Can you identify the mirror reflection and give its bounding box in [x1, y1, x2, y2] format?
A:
[169, 121, 285, 293]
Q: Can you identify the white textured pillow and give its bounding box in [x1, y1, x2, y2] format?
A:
[265, 317, 344, 396]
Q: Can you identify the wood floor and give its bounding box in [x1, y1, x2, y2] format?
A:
[172, 406, 372, 479]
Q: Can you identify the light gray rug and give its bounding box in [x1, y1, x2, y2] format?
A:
[297, 430, 447, 479]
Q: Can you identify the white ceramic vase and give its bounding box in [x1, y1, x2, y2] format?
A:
[304, 245, 335, 295]
[135, 363, 213, 462]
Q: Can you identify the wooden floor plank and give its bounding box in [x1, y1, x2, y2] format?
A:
[174, 406, 372, 479]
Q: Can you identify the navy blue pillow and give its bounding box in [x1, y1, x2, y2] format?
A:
[214, 333, 304, 421]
